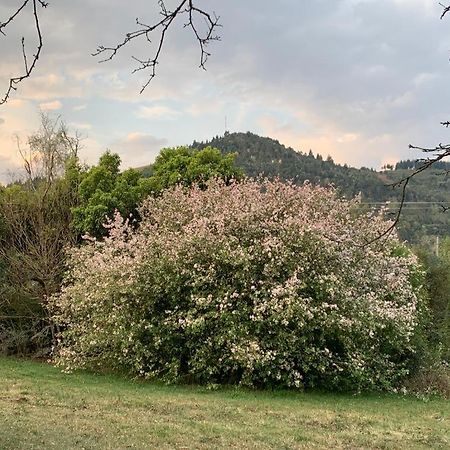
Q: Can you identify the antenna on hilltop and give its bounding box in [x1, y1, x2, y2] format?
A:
[224, 115, 228, 135]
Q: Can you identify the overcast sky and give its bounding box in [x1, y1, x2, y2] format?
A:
[1, 0, 450, 183]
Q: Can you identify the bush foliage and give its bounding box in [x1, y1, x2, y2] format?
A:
[52, 179, 426, 391]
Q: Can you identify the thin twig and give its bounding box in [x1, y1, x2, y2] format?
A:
[0, 0, 48, 105]
[365, 140, 449, 246]
[93, 0, 221, 93]
[440, 2, 450, 19]
[0, 0, 29, 36]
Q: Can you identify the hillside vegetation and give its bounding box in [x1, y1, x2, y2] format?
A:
[193, 132, 449, 202]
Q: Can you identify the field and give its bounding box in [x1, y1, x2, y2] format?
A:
[0, 357, 449, 449]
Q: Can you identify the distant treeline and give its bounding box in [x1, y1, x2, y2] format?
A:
[395, 159, 450, 171]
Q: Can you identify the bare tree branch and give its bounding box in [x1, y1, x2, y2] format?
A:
[92, 0, 221, 93]
[0, 0, 48, 105]
[365, 135, 449, 246]
[440, 2, 450, 19]
[1, 1, 220, 102]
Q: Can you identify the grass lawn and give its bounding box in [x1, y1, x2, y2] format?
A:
[0, 357, 449, 449]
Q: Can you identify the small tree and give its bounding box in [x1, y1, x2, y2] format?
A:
[0, 115, 81, 354]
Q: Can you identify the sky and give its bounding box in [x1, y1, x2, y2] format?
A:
[1, 0, 450, 183]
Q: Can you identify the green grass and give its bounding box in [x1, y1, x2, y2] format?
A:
[0, 357, 449, 449]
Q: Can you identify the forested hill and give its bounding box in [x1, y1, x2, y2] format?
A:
[191, 131, 449, 203]
[192, 132, 389, 201]
[190, 132, 450, 243]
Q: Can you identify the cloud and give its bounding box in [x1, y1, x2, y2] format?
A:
[136, 105, 181, 120]
[6, 99, 26, 108]
[39, 100, 62, 111]
[219, 2, 447, 130]
[77, 136, 107, 167]
[69, 122, 92, 130]
[256, 113, 423, 170]
[109, 132, 168, 169]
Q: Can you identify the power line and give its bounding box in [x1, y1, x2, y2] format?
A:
[361, 201, 450, 205]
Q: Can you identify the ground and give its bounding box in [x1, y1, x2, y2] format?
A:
[0, 357, 448, 449]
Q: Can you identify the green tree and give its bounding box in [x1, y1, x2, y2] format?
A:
[72, 151, 146, 238]
[145, 146, 243, 192]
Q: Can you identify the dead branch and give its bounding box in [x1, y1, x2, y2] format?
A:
[92, 0, 220, 93]
[0, 0, 48, 105]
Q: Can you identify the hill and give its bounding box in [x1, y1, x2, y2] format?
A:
[192, 132, 449, 201]
[193, 132, 389, 200]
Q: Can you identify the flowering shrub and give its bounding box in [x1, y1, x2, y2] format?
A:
[52, 179, 425, 391]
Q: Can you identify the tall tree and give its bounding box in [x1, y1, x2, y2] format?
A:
[73, 146, 243, 238]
